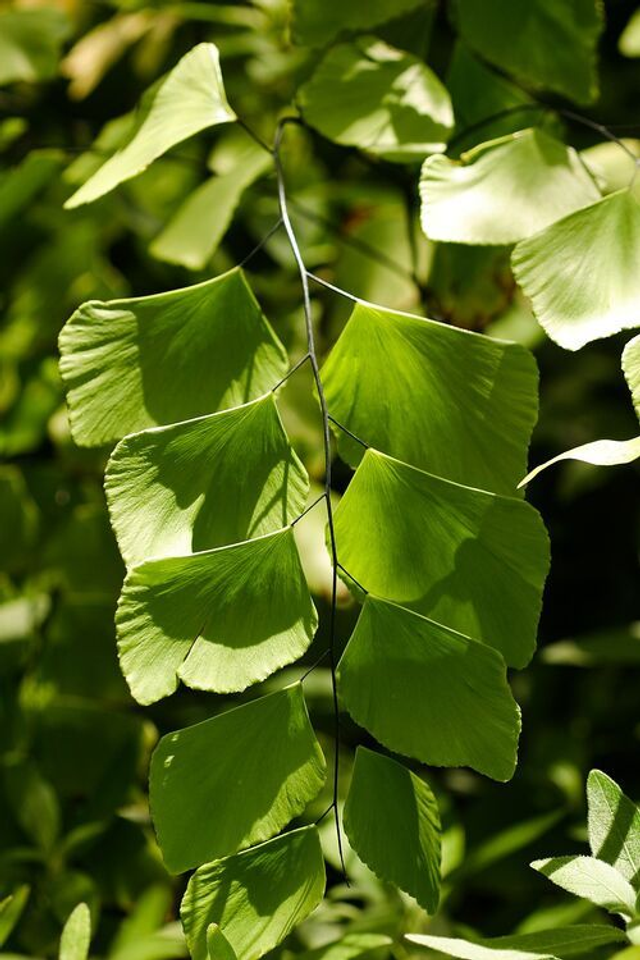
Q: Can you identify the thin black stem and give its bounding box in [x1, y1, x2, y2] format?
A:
[273, 117, 349, 883]
[291, 493, 325, 526]
[236, 115, 273, 155]
[271, 352, 311, 392]
[558, 108, 640, 164]
[328, 415, 369, 450]
[307, 271, 362, 304]
[300, 647, 330, 681]
[337, 563, 369, 596]
[315, 802, 335, 825]
[239, 217, 283, 268]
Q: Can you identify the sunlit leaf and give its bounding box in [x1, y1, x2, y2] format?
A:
[117, 528, 317, 704]
[512, 190, 640, 350]
[65, 44, 236, 208]
[105, 393, 308, 565]
[207, 925, 238, 960]
[520, 438, 640, 486]
[59, 268, 287, 446]
[623, 334, 640, 417]
[587, 770, 640, 884]
[59, 903, 91, 960]
[408, 925, 627, 960]
[334, 450, 549, 668]
[338, 598, 520, 781]
[150, 684, 325, 873]
[619, 9, 640, 57]
[344, 747, 441, 909]
[321, 300, 538, 494]
[180, 827, 325, 960]
[298, 36, 453, 161]
[531, 856, 637, 919]
[420, 129, 599, 245]
[453, 0, 604, 104]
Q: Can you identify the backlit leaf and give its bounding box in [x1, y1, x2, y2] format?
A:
[180, 827, 325, 960]
[623, 334, 640, 417]
[59, 268, 287, 446]
[587, 770, 640, 884]
[59, 903, 91, 960]
[512, 191, 640, 350]
[344, 747, 441, 909]
[105, 393, 308, 565]
[408, 925, 627, 960]
[520, 438, 640, 486]
[337, 598, 521, 781]
[150, 684, 325, 873]
[298, 36, 453, 161]
[116, 528, 317, 704]
[420, 129, 599, 245]
[321, 300, 538, 494]
[65, 44, 236, 208]
[207, 925, 238, 960]
[531, 856, 637, 919]
[334, 450, 549, 668]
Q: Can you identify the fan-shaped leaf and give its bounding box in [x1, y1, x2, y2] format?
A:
[106, 394, 308, 565]
[420, 129, 599, 245]
[65, 44, 236, 208]
[454, 0, 604, 104]
[519, 437, 640, 486]
[531, 856, 637, 919]
[59, 903, 91, 960]
[59, 267, 287, 446]
[334, 450, 549, 668]
[337, 598, 520, 781]
[181, 826, 325, 960]
[298, 36, 453, 161]
[116, 528, 317, 704]
[623, 334, 640, 417]
[344, 747, 441, 910]
[321, 300, 538, 494]
[150, 684, 325, 873]
[587, 770, 640, 885]
[512, 191, 640, 350]
[408, 925, 627, 960]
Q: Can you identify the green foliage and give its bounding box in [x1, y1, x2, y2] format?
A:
[59, 903, 91, 960]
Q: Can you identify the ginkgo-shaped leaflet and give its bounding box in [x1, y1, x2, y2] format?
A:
[105, 393, 308, 564]
[65, 43, 236, 208]
[181, 827, 325, 960]
[59, 267, 287, 447]
[321, 299, 538, 494]
[117, 528, 317, 704]
[150, 685, 325, 873]
[420, 129, 599, 245]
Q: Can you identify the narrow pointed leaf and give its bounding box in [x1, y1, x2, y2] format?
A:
[116, 528, 317, 704]
[622, 334, 640, 417]
[408, 925, 627, 960]
[334, 450, 549, 668]
[106, 394, 308, 565]
[344, 747, 441, 910]
[59, 268, 287, 446]
[298, 36, 453, 161]
[520, 438, 640, 486]
[420, 129, 599, 245]
[321, 300, 538, 494]
[337, 598, 521, 781]
[587, 770, 640, 884]
[454, 0, 604, 104]
[65, 43, 235, 208]
[512, 191, 640, 350]
[531, 856, 637, 919]
[150, 684, 326, 873]
[0, 886, 30, 948]
[180, 826, 325, 960]
[59, 903, 91, 960]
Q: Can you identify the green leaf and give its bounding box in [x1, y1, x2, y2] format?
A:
[453, 0, 604, 104]
[333, 450, 549, 668]
[59, 267, 287, 447]
[587, 770, 640, 884]
[65, 43, 236, 208]
[519, 437, 640, 486]
[298, 934, 393, 960]
[512, 191, 640, 351]
[531, 856, 637, 919]
[0, 7, 70, 85]
[298, 36, 453, 162]
[150, 684, 325, 873]
[420, 129, 599, 245]
[150, 139, 271, 270]
[207, 925, 238, 960]
[337, 598, 521, 781]
[407, 925, 628, 960]
[59, 903, 91, 960]
[343, 747, 441, 909]
[619, 9, 640, 57]
[105, 393, 308, 565]
[623, 334, 640, 417]
[0, 886, 30, 948]
[180, 826, 325, 960]
[116, 528, 317, 704]
[290, 0, 424, 47]
[321, 300, 538, 494]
